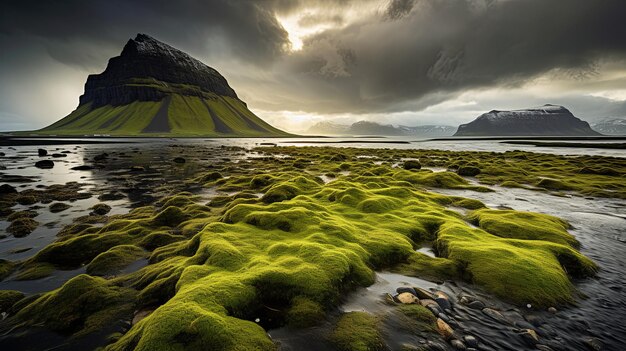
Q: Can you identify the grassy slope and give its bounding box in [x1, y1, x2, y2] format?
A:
[31, 92, 290, 137]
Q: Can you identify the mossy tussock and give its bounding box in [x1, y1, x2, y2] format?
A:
[0, 146, 602, 350]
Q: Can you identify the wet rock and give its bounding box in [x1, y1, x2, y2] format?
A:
[51, 153, 67, 158]
[396, 287, 418, 297]
[94, 153, 109, 161]
[482, 308, 510, 325]
[395, 292, 420, 304]
[38, 149, 47, 156]
[436, 318, 454, 339]
[7, 217, 39, 237]
[130, 166, 145, 172]
[434, 291, 452, 311]
[385, 293, 397, 305]
[413, 287, 433, 300]
[450, 339, 466, 350]
[403, 160, 422, 170]
[0, 184, 17, 194]
[173, 157, 186, 163]
[457, 166, 481, 176]
[463, 335, 478, 348]
[514, 320, 535, 329]
[583, 337, 603, 351]
[536, 344, 555, 351]
[467, 300, 485, 310]
[90, 203, 112, 216]
[98, 192, 125, 201]
[425, 341, 447, 351]
[35, 160, 54, 169]
[71, 165, 95, 171]
[49, 202, 71, 213]
[547, 306, 557, 314]
[518, 328, 539, 346]
[525, 314, 545, 327]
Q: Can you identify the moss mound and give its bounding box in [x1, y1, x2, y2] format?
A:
[86, 245, 147, 276]
[330, 312, 384, 351]
[13, 275, 136, 337]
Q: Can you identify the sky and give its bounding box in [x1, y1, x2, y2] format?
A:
[1, 0, 626, 133]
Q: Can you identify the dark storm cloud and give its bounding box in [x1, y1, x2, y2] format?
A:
[268, 0, 626, 114]
[0, 0, 290, 68]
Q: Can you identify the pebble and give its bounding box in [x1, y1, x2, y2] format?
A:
[482, 307, 510, 325]
[514, 320, 535, 329]
[450, 339, 466, 350]
[395, 292, 420, 304]
[173, 157, 186, 163]
[467, 300, 485, 310]
[583, 337, 603, 351]
[37, 148, 47, 156]
[413, 287, 434, 300]
[435, 297, 452, 311]
[436, 318, 454, 339]
[396, 287, 418, 297]
[518, 329, 539, 346]
[548, 307, 557, 314]
[463, 335, 478, 348]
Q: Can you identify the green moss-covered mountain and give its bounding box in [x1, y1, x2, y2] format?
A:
[34, 34, 289, 137]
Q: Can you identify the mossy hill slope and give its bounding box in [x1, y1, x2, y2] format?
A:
[33, 34, 289, 137]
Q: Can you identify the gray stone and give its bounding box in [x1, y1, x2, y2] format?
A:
[467, 300, 485, 310]
[450, 339, 466, 350]
[463, 335, 478, 348]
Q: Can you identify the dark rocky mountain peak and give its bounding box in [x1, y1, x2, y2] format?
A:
[80, 33, 237, 107]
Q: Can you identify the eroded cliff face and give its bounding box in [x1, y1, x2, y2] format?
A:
[454, 105, 601, 136]
[79, 34, 237, 108]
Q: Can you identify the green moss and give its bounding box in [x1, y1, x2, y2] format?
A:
[13, 274, 136, 337]
[14, 263, 55, 280]
[286, 296, 326, 328]
[436, 222, 596, 307]
[87, 245, 147, 276]
[0, 259, 15, 280]
[7, 217, 39, 237]
[468, 209, 579, 247]
[330, 312, 384, 351]
[0, 290, 24, 312]
[397, 304, 436, 324]
[3, 145, 606, 349]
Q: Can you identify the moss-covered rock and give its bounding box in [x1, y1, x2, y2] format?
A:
[86, 245, 147, 276]
[330, 312, 384, 351]
[0, 290, 24, 312]
[286, 296, 325, 328]
[13, 274, 136, 337]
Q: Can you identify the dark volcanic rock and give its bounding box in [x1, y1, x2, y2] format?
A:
[454, 105, 600, 136]
[80, 33, 238, 108]
[35, 160, 54, 169]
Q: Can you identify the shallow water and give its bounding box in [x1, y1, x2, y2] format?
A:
[0, 138, 625, 350]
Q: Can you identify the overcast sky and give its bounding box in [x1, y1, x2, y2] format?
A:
[1, 0, 626, 132]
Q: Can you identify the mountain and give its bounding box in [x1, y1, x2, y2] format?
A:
[454, 105, 601, 136]
[34, 34, 289, 137]
[591, 118, 626, 135]
[305, 120, 455, 136]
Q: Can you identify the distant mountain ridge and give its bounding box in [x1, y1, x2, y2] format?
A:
[592, 118, 626, 135]
[306, 120, 456, 136]
[32, 34, 289, 137]
[454, 104, 600, 136]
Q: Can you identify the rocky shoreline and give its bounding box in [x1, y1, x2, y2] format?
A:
[0, 142, 624, 350]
